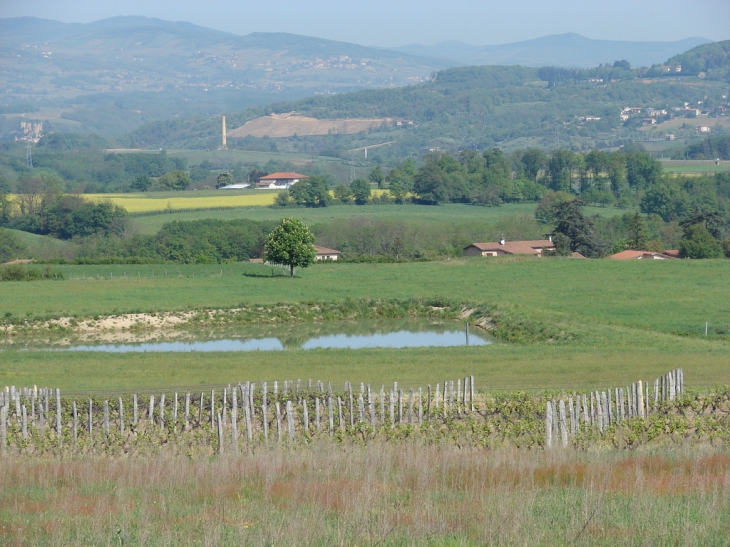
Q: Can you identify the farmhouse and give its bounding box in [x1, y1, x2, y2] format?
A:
[256, 172, 307, 189]
[609, 250, 676, 260]
[314, 245, 341, 261]
[464, 239, 555, 257]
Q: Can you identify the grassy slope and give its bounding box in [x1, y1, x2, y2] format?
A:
[2, 258, 730, 390]
[0, 259, 725, 334]
[130, 202, 628, 235]
[6, 229, 76, 260]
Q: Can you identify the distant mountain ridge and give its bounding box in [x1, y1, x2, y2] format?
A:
[0, 16, 449, 137]
[0, 16, 447, 91]
[0, 16, 719, 141]
[391, 33, 713, 68]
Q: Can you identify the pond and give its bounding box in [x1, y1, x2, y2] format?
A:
[3, 319, 493, 353]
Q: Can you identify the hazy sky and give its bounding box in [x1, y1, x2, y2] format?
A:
[1, 0, 728, 46]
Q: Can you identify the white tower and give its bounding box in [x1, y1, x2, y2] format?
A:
[221, 116, 227, 150]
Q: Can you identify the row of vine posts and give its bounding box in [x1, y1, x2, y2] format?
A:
[546, 368, 684, 448]
[0, 370, 684, 454]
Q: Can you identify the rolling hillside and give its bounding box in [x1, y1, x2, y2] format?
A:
[1, 17, 721, 141]
[128, 53, 729, 155]
[392, 33, 711, 69]
[0, 17, 448, 138]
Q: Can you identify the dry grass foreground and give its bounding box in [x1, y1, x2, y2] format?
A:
[228, 112, 396, 138]
[1, 444, 729, 546]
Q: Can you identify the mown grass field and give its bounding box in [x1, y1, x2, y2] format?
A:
[661, 160, 730, 174]
[2, 259, 730, 391]
[1, 259, 726, 335]
[129, 202, 628, 235]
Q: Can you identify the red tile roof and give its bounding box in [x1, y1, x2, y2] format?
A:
[609, 250, 675, 260]
[258, 172, 308, 180]
[314, 245, 341, 255]
[466, 240, 555, 255]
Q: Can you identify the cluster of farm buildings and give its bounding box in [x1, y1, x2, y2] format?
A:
[311, 239, 680, 262]
[219, 172, 307, 190]
[463, 240, 678, 260]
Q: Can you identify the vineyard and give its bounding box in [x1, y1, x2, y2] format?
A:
[4, 368, 730, 457]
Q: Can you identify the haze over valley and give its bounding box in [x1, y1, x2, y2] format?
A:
[0, 16, 721, 142]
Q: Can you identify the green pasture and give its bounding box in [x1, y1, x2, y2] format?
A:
[2, 332, 728, 392]
[661, 160, 730, 174]
[1, 259, 727, 335]
[130, 202, 628, 235]
[666, 165, 730, 174]
[7, 229, 75, 259]
[2, 258, 730, 391]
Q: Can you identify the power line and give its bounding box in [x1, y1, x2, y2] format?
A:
[25, 141, 33, 168]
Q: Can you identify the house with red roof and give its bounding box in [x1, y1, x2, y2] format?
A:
[256, 172, 308, 189]
[314, 245, 341, 261]
[464, 238, 555, 257]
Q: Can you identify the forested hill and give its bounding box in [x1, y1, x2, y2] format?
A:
[128, 60, 730, 154]
[659, 40, 730, 80]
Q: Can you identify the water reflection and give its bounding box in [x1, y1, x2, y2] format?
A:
[3, 319, 492, 353]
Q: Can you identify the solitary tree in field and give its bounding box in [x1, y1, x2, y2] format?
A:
[264, 218, 316, 277]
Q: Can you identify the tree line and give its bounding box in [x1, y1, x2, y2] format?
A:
[1, 175, 129, 240]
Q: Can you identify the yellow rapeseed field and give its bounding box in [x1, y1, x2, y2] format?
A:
[8, 188, 392, 214]
[83, 193, 278, 213]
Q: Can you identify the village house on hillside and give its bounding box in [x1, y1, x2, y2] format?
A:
[256, 172, 307, 189]
[609, 250, 676, 260]
[464, 238, 555, 257]
[314, 245, 341, 261]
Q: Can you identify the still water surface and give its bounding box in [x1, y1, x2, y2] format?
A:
[46, 320, 491, 353]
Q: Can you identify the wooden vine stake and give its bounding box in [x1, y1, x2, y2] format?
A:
[72, 401, 78, 444]
[559, 400, 568, 448]
[119, 397, 124, 436]
[55, 389, 62, 445]
[103, 400, 110, 437]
